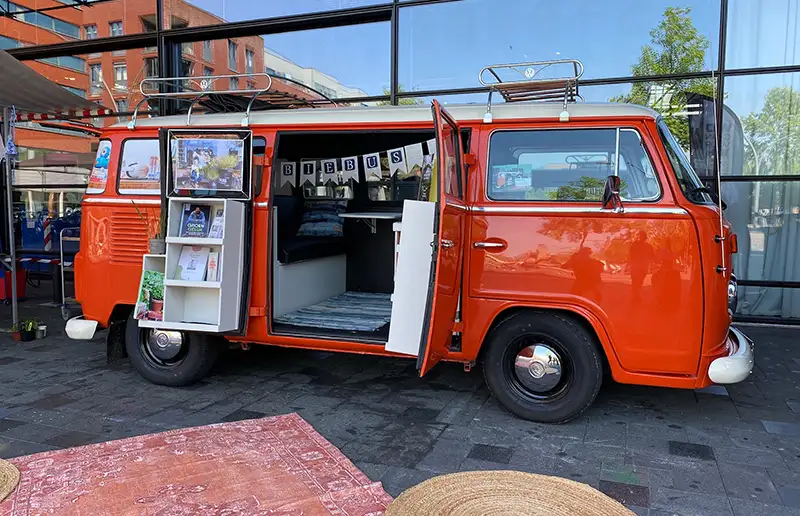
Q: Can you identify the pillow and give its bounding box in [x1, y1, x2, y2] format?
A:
[297, 200, 347, 237]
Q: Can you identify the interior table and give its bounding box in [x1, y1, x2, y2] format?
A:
[339, 211, 402, 234]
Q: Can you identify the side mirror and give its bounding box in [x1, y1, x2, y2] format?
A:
[602, 175, 624, 212]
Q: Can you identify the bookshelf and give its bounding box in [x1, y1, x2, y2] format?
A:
[138, 197, 246, 333]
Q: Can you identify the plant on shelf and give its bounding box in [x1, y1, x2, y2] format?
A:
[132, 201, 167, 255]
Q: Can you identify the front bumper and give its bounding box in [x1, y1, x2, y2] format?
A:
[708, 327, 754, 384]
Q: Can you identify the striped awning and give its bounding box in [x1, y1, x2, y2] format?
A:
[0, 50, 111, 120]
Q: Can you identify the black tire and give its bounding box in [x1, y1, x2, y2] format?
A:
[482, 311, 603, 424]
[124, 313, 220, 387]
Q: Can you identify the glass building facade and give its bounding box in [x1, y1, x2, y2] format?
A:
[3, 0, 800, 322]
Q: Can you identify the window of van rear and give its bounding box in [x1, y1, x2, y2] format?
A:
[117, 138, 161, 195]
[487, 128, 661, 202]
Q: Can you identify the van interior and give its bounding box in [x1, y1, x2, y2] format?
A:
[269, 130, 436, 344]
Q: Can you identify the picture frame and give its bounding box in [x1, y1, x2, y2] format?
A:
[166, 129, 253, 199]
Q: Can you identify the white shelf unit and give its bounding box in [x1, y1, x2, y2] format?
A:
[138, 197, 246, 333]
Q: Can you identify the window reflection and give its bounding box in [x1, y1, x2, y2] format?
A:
[726, 0, 800, 69]
[399, 0, 719, 92]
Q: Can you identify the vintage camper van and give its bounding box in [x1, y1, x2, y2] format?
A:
[67, 61, 753, 423]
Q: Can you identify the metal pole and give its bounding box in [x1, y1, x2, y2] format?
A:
[3, 106, 18, 327]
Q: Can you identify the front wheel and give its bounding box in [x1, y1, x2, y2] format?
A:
[124, 313, 221, 386]
[482, 311, 603, 424]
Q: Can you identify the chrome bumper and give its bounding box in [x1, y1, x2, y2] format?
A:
[708, 327, 754, 384]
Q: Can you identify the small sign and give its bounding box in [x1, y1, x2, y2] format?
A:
[388, 148, 407, 178]
[320, 159, 338, 183]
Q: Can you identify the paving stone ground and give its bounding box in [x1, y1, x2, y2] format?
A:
[2, 297, 800, 514]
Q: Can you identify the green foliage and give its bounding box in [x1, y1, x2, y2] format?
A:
[610, 7, 715, 148]
[548, 176, 606, 201]
[741, 86, 800, 176]
[12, 319, 38, 332]
[377, 85, 424, 106]
[140, 270, 164, 301]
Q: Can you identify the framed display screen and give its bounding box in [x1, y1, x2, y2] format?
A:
[167, 130, 252, 199]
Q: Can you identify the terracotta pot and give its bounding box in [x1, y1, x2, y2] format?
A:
[11, 331, 21, 342]
[151, 299, 164, 313]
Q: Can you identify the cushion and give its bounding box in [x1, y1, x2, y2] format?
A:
[279, 236, 346, 264]
[297, 201, 347, 238]
[273, 195, 303, 240]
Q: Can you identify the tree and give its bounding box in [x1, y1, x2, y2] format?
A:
[741, 86, 800, 176]
[377, 85, 424, 106]
[611, 7, 715, 147]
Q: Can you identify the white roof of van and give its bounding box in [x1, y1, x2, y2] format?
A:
[116, 102, 660, 129]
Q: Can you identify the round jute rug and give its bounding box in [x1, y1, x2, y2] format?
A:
[385, 470, 635, 516]
[0, 459, 20, 503]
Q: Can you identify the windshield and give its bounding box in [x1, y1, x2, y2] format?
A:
[657, 119, 713, 205]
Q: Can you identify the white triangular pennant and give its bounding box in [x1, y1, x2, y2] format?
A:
[388, 147, 407, 178]
[363, 152, 382, 182]
[300, 160, 316, 186]
[280, 161, 296, 187]
[320, 158, 338, 184]
[341, 156, 359, 182]
[404, 143, 425, 178]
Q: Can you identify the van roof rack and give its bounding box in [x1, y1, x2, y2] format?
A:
[127, 72, 338, 129]
[478, 59, 583, 123]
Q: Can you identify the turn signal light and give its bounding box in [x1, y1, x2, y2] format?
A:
[730, 233, 738, 254]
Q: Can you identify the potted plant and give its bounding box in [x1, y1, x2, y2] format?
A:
[12, 319, 38, 342]
[132, 202, 167, 255]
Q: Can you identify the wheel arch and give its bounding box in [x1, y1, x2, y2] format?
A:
[478, 303, 622, 379]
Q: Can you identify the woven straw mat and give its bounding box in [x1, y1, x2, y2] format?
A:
[385, 470, 635, 516]
[0, 459, 20, 503]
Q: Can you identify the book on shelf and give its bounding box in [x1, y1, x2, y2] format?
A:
[179, 203, 212, 238]
[206, 251, 219, 282]
[175, 245, 211, 281]
[208, 208, 225, 239]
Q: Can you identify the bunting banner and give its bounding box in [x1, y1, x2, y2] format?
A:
[363, 152, 382, 182]
[280, 161, 296, 187]
[341, 156, 359, 182]
[300, 160, 316, 186]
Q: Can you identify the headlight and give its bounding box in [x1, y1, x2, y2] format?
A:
[728, 274, 738, 316]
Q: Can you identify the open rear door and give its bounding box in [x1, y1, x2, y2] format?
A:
[417, 100, 467, 375]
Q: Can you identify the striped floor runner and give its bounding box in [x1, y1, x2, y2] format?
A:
[274, 291, 392, 332]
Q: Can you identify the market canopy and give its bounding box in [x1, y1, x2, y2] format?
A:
[0, 50, 111, 119]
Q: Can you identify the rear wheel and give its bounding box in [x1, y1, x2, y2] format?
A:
[482, 311, 603, 424]
[124, 313, 220, 386]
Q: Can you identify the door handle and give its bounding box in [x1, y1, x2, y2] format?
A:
[441, 239, 455, 249]
[473, 241, 506, 249]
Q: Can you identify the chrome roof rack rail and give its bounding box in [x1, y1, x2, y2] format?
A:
[127, 72, 338, 129]
[478, 59, 583, 123]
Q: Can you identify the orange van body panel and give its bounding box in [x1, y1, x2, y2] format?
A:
[74, 116, 733, 389]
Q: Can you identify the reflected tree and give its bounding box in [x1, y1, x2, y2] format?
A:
[742, 86, 800, 177]
[611, 7, 715, 148]
[377, 85, 424, 106]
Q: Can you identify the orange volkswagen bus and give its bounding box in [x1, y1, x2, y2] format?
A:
[67, 62, 753, 423]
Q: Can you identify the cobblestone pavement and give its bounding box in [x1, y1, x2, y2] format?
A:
[1, 312, 799, 515]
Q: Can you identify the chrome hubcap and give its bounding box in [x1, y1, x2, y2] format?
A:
[514, 344, 562, 392]
[146, 330, 184, 361]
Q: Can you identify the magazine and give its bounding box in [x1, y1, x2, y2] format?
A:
[134, 270, 165, 321]
[175, 246, 211, 281]
[208, 208, 225, 239]
[180, 203, 212, 238]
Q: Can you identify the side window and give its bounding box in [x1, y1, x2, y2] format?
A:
[253, 137, 266, 198]
[440, 119, 463, 199]
[118, 139, 160, 195]
[86, 139, 111, 194]
[488, 129, 661, 202]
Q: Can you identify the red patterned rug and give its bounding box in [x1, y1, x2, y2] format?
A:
[0, 413, 392, 515]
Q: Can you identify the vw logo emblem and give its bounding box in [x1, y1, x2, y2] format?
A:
[524, 67, 536, 79]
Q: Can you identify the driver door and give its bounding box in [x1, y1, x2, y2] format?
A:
[417, 100, 467, 375]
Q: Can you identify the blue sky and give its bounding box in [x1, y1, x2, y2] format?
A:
[185, 0, 798, 118]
